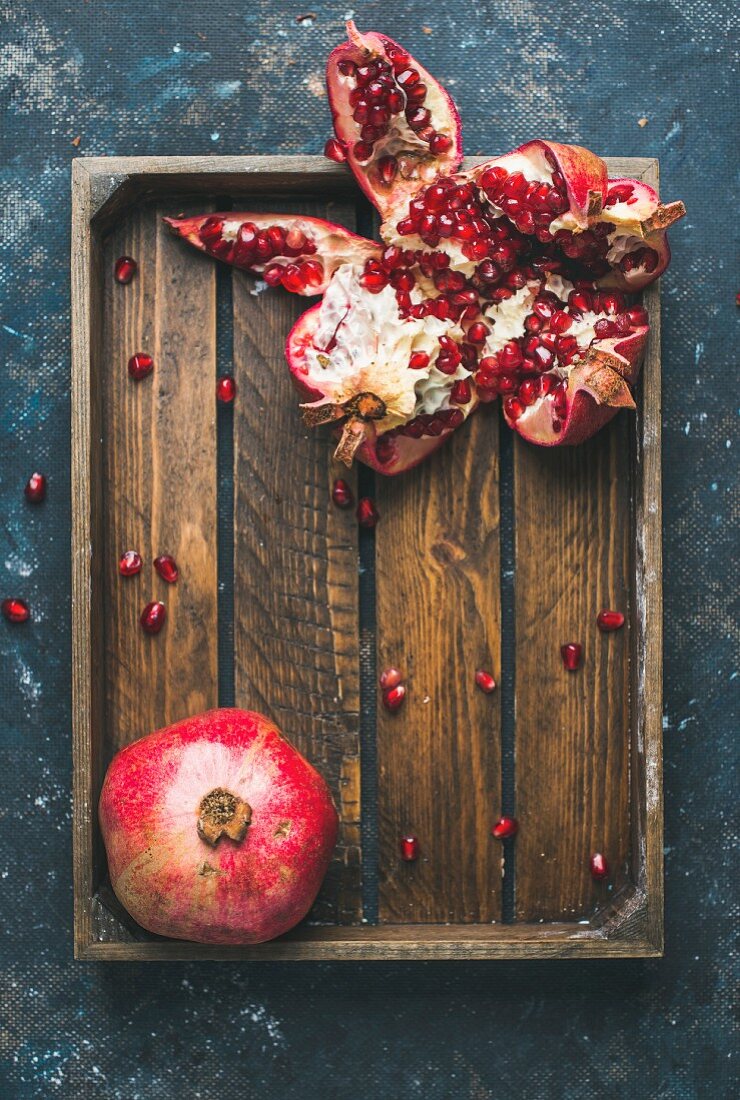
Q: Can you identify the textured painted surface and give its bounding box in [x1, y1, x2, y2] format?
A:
[0, 1, 737, 1096]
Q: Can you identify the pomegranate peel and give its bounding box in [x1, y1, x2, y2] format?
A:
[99, 708, 338, 944]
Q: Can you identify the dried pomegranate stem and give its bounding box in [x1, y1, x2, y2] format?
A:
[197, 787, 252, 846]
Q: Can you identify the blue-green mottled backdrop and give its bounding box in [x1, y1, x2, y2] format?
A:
[1, 2, 737, 1096]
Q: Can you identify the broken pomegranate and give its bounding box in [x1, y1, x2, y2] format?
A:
[167, 22, 684, 470]
[99, 708, 338, 943]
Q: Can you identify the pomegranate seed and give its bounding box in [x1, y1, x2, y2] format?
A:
[491, 817, 518, 839]
[626, 305, 649, 327]
[499, 341, 523, 370]
[140, 601, 166, 635]
[2, 598, 30, 623]
[380, 667, 402, 691]
[119, 550, 142, 576]
[216, 375, 236, 403]
[590, 852, 609, 881]
[128, 352, 154, 381]
[504, 396, 525, 420]
[331, 478, 354, 509]
[281, 264, 307, 293]
[24, 472, 47, 503]
[467, 322, 489, 344]
[550, 310, 573, 333]
[450, 378, 472, 405]
[400, 835, 420, 861]
[154, 555, 179, 583]
[560, 642, 583, 671]
[114, 256, 137, 284]
[356, 498, 379, 528]
[429, 132, 453, 154]
[377, 155, 398, 184]
[360, 270, 388, 292]
[263, 264, 284, 287]
[596, 609, 625, 632]
[383, 683, 406, 711]
[475, 669, 496, 693]
[395, 68, 420, 87]
[353, 141, 373, 162]
[408, 350, 430, 371]
[519, 379, 538, 406]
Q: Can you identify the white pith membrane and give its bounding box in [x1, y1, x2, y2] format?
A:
[298, 264, 474, 447]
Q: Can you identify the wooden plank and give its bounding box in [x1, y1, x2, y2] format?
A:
[375, 407, 502, 923]
[513, 418, 632, 921]
[102, 202, 218, 753]
[231, 200, 363, 926]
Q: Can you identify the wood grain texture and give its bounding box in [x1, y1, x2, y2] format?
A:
[375, 407, 502, 923]
[231, 200, 362, 925]
[513, 407, 632, 921]
[102, 202, 218, 752]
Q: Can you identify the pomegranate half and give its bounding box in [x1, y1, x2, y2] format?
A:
[99, 708, 338, 944]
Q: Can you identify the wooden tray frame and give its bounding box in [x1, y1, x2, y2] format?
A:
[72, 155, 663, 960]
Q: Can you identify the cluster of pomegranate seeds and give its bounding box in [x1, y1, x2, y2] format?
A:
[380, 666, 406, 711]
[216, 375, 236, 403]
[475, 669, 496, 694]
[590, 852, 609, 881]
[339, 45, 450, 170]
[128, 352, 154, 381]
[400, 835, 420, 861]
[357, 497, 379, 527]
[114, 256, 137, 284]
[479, 162, 569, 240]
[199, 217, 325, 293]
[140, 601, 166, 635]
[2, 598, 30, 624]
[154, 555, 179, 584]
[24, 472, 47, 503]
[491, 817, 518, 840]
[560, 642, 583, 671]
[597, 609, 625, 632]
[331, 477, 354, 508]
[119, 550, 143, 576]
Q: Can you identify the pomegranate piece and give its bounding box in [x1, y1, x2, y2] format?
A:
[590, 852, 609, 881]
[2, 598, 30, 623]
[491, 816, 518, 839]
[154, 555, 179, 584]
[114, 256, 137, 284]
[119, 550, 142, 576]
[331, 477, 354, 508]
[400, 835, 420, 861]
[560, 642, 583, 671]
[474, 669, 496, 694]
[99, 708, 338, 943]
[596, 609, 625, 632]
[216, 374, 236, 403]
[24, 472, 47, 503]
[380, 666, 403, 690]
[382, 683, 406, 711]
[140, 601, 166, 634]
[356, 496, 380, 528]
[128, 352, 154, 381]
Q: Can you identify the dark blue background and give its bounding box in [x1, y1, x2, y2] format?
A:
[1, 2, 737, 1096]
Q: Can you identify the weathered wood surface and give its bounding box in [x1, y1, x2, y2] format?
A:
[375, 408, 503, 923]
[101, 202, 219, 752]
[231, 199, 363, 925]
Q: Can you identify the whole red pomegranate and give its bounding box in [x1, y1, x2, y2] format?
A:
[167, 21, 684, 466]
[99, 708, 338, 944]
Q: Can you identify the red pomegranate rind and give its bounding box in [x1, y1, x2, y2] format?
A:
[164, 212, 380, 295]
[326, 21, 463, 218]
[600, 177, 686, 290]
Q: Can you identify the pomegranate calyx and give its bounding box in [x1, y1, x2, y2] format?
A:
[643, 200, 687, 233]
[197, 787, 252, 846]
[574, 351, 637, 409]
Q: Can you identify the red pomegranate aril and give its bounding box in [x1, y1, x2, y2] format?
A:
[590, 852, 609, 881]
[497, 374, 518, 394]
[357, 498, 379, 528]
[154, 555, 179, 584]
[467, 322, 489, 344]
[606, 183, 634, 205]
[626, 305, 649, 327]
[491, 816, 518, 839]
[519, 379, 538, 406]
[264, 264, 284, 287]
[395, 67, 420, 87]
[338, 58, 356, 76]
[539, 373, 557, 396]
[380, 666, 403, 691]
[216, 375, 237, 403]
[524, 314, 542, 334]
[324, 137, 347, 163]
[598, 292, 625, 315]
[568, 291, 592, 314]
[353, 141, 373, 162]
[24, 472, 47, 503]
[2, 598, 30, 623]
[475, 669, 496, 693]
[140, 601, 166, 635]
[331, 478, 354, 509]
[504, 396, 525, 420]
[560, 642, 583, 671]
[408, 350, 430, 371]
[128, 353, 154, 381]
[594, 319, 617, 339]
[499, 341, 523, 370]
[450, 378, 472, 405]
[377, 155, 398, 184]
[400, 835, 420, 861]
[119, 550, 142, 577]
[114, 256, 137, 284]
[430, 132, 453, 154]
[596, 609, 625, 632]
[550, 310, 573, 333]
[406, 106, 431, 130]
[383, 683, 406, 711]
[281, 265, 307, 293]
[300, 259, 325, 288]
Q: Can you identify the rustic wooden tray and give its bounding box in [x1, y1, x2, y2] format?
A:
[71, 155, 663, 960]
